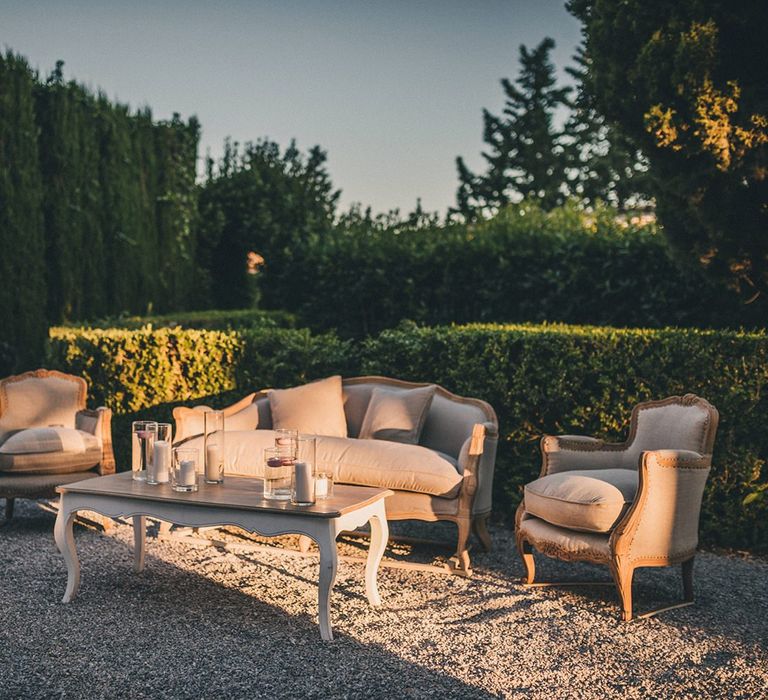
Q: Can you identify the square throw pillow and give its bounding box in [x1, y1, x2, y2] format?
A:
[268, 375, 347, 437]
[358, 385, 436, 444]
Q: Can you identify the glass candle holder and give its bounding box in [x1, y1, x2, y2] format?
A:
[291, 435, 316, 506]
[132, 421, 158, 482]
[275, 428, 298, 459]
[315, 470, 334, 500]
[204, 410, 225, 485]
[263, 447, 292, 501]
[171, 447, 199, 492]
[148, 423, 172, 485]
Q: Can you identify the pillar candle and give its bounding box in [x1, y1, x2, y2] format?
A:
[206, 444, 222, 481]
[180, 459, 196, 486]
[153, 440, 171, 483]
[316, 475, 329, 498]
[293, 461, 314, 503]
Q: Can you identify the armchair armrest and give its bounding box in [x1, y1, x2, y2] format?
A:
[611, 449, 711, 564]
[76, 407, 115, 475]
[540, 434, 626, 476]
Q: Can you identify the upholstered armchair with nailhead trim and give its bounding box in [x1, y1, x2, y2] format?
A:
[0, 369, 115, 522]
[515, 394, 719, 620]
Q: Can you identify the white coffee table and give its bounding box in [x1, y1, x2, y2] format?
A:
[55, 472, 391, 640]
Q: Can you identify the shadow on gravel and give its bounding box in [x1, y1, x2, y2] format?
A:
[0, 503, 500, 700]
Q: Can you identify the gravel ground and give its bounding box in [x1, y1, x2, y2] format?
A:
[1, 500, 766, 700]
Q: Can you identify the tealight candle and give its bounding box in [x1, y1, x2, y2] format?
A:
[180, 459, 196, 487]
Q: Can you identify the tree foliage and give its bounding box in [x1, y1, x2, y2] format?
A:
[569, 0, 768, 305]
[197, 139, 339, 310]
[456, 38, 650, 219]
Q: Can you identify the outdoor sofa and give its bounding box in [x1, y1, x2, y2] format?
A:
[174, 375, 499, 573]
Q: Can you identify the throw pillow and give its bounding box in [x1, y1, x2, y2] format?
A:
[358, 385, 436, 444]
[268, 375, 348, 437]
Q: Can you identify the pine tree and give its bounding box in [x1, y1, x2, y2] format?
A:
[455, 38, 572, 218]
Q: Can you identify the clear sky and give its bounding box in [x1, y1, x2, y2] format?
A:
[1, 0, 583, 215]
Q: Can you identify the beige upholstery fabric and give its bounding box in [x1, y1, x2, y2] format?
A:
[182, 430, 462, 498]
[342, 384, 375, 438]
[524, 469, 638, 533]
[0, 445, 101, 474]
[358, 385, 435, 444]
[421, 393, 490, 458]
[383, 489, 460, 519]
[0, 427, 99, 455]
[620, 403, 712, 469]
[0, 374, 85, 440]
[319, 435, 461, 498]
[623, 450, 711, 560]
[175, 403, 260, 438]
[518, 515, 611, 562]
[268, 376, 347, 437]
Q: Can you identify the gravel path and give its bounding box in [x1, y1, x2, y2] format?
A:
[1, 500, 766, 699]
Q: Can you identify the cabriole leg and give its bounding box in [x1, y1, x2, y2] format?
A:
[133, 515, 146, 573]
[682, 557, 694, 602]
[316, 526, 338, 641]
[364, 507, 388, 606]
[517, 535, 536, 584]
[54, 499, 80, 603]
[611, 558, 634, 621]
[473, 513, 492, 552]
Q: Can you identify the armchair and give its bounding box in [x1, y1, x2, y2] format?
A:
[0, 369, 115, 521]
[515, 394, 718, 620]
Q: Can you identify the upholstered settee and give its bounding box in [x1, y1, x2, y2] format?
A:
[173, 376, 499, 573]
[0, 369, 115, 521]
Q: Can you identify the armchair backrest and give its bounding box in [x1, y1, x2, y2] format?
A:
[0, 369, 87, 440]
[622, 394, 718, 468]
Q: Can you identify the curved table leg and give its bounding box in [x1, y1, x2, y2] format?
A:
[365, 504, 388, 606]
[316, 525, 338, 641]
[54, 498, 80, 603]
[133, 515, 146, 573]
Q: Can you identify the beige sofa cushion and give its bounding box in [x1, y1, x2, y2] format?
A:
[175, 403, 260, 438]
[0, 427, 98, 455]
[524, 469, 638, 533]
[358, 385, 436, 445]
[0, 427, 101, 475]
[181, 430, 462, 498]
[268, 376, 347, 437]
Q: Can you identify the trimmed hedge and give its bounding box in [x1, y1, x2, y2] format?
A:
[69, 308, 297, 332]
[47, 322, 768, 550]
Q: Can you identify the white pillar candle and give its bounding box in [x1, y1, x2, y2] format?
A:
[180, 459, 196, 487]
[206, 444, 222, 481]
[153, 441, 171, 483]
[293, 461, 314, 503]
[315, 475, 329, 498]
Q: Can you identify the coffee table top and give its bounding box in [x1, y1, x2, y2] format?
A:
[57, 472, 392, 519]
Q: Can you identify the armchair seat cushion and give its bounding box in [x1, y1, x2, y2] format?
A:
[0, 427, 101, 475]
[524, 468, 638, 534]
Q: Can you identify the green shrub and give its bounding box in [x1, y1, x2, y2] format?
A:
[47, 322, 768, 550]
[262, 201, 766, 337]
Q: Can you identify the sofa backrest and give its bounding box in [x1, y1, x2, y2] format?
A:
[243, 376, 496, 459]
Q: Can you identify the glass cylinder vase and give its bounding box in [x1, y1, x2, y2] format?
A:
[204, 411, 225, 485]
[132, 421, 158, 482]
[171, 447, 199, 492]
[291, 435, 316, 506]
[263, 447, 292, 501]
[147, 423, 172, 485]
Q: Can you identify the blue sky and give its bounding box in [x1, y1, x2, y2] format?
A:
[1, 0, 582, 214]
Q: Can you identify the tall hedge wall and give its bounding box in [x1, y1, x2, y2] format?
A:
[0, 53, 199, 373]
[0, 53, 47, 370]
[47, 322, 768, 551]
